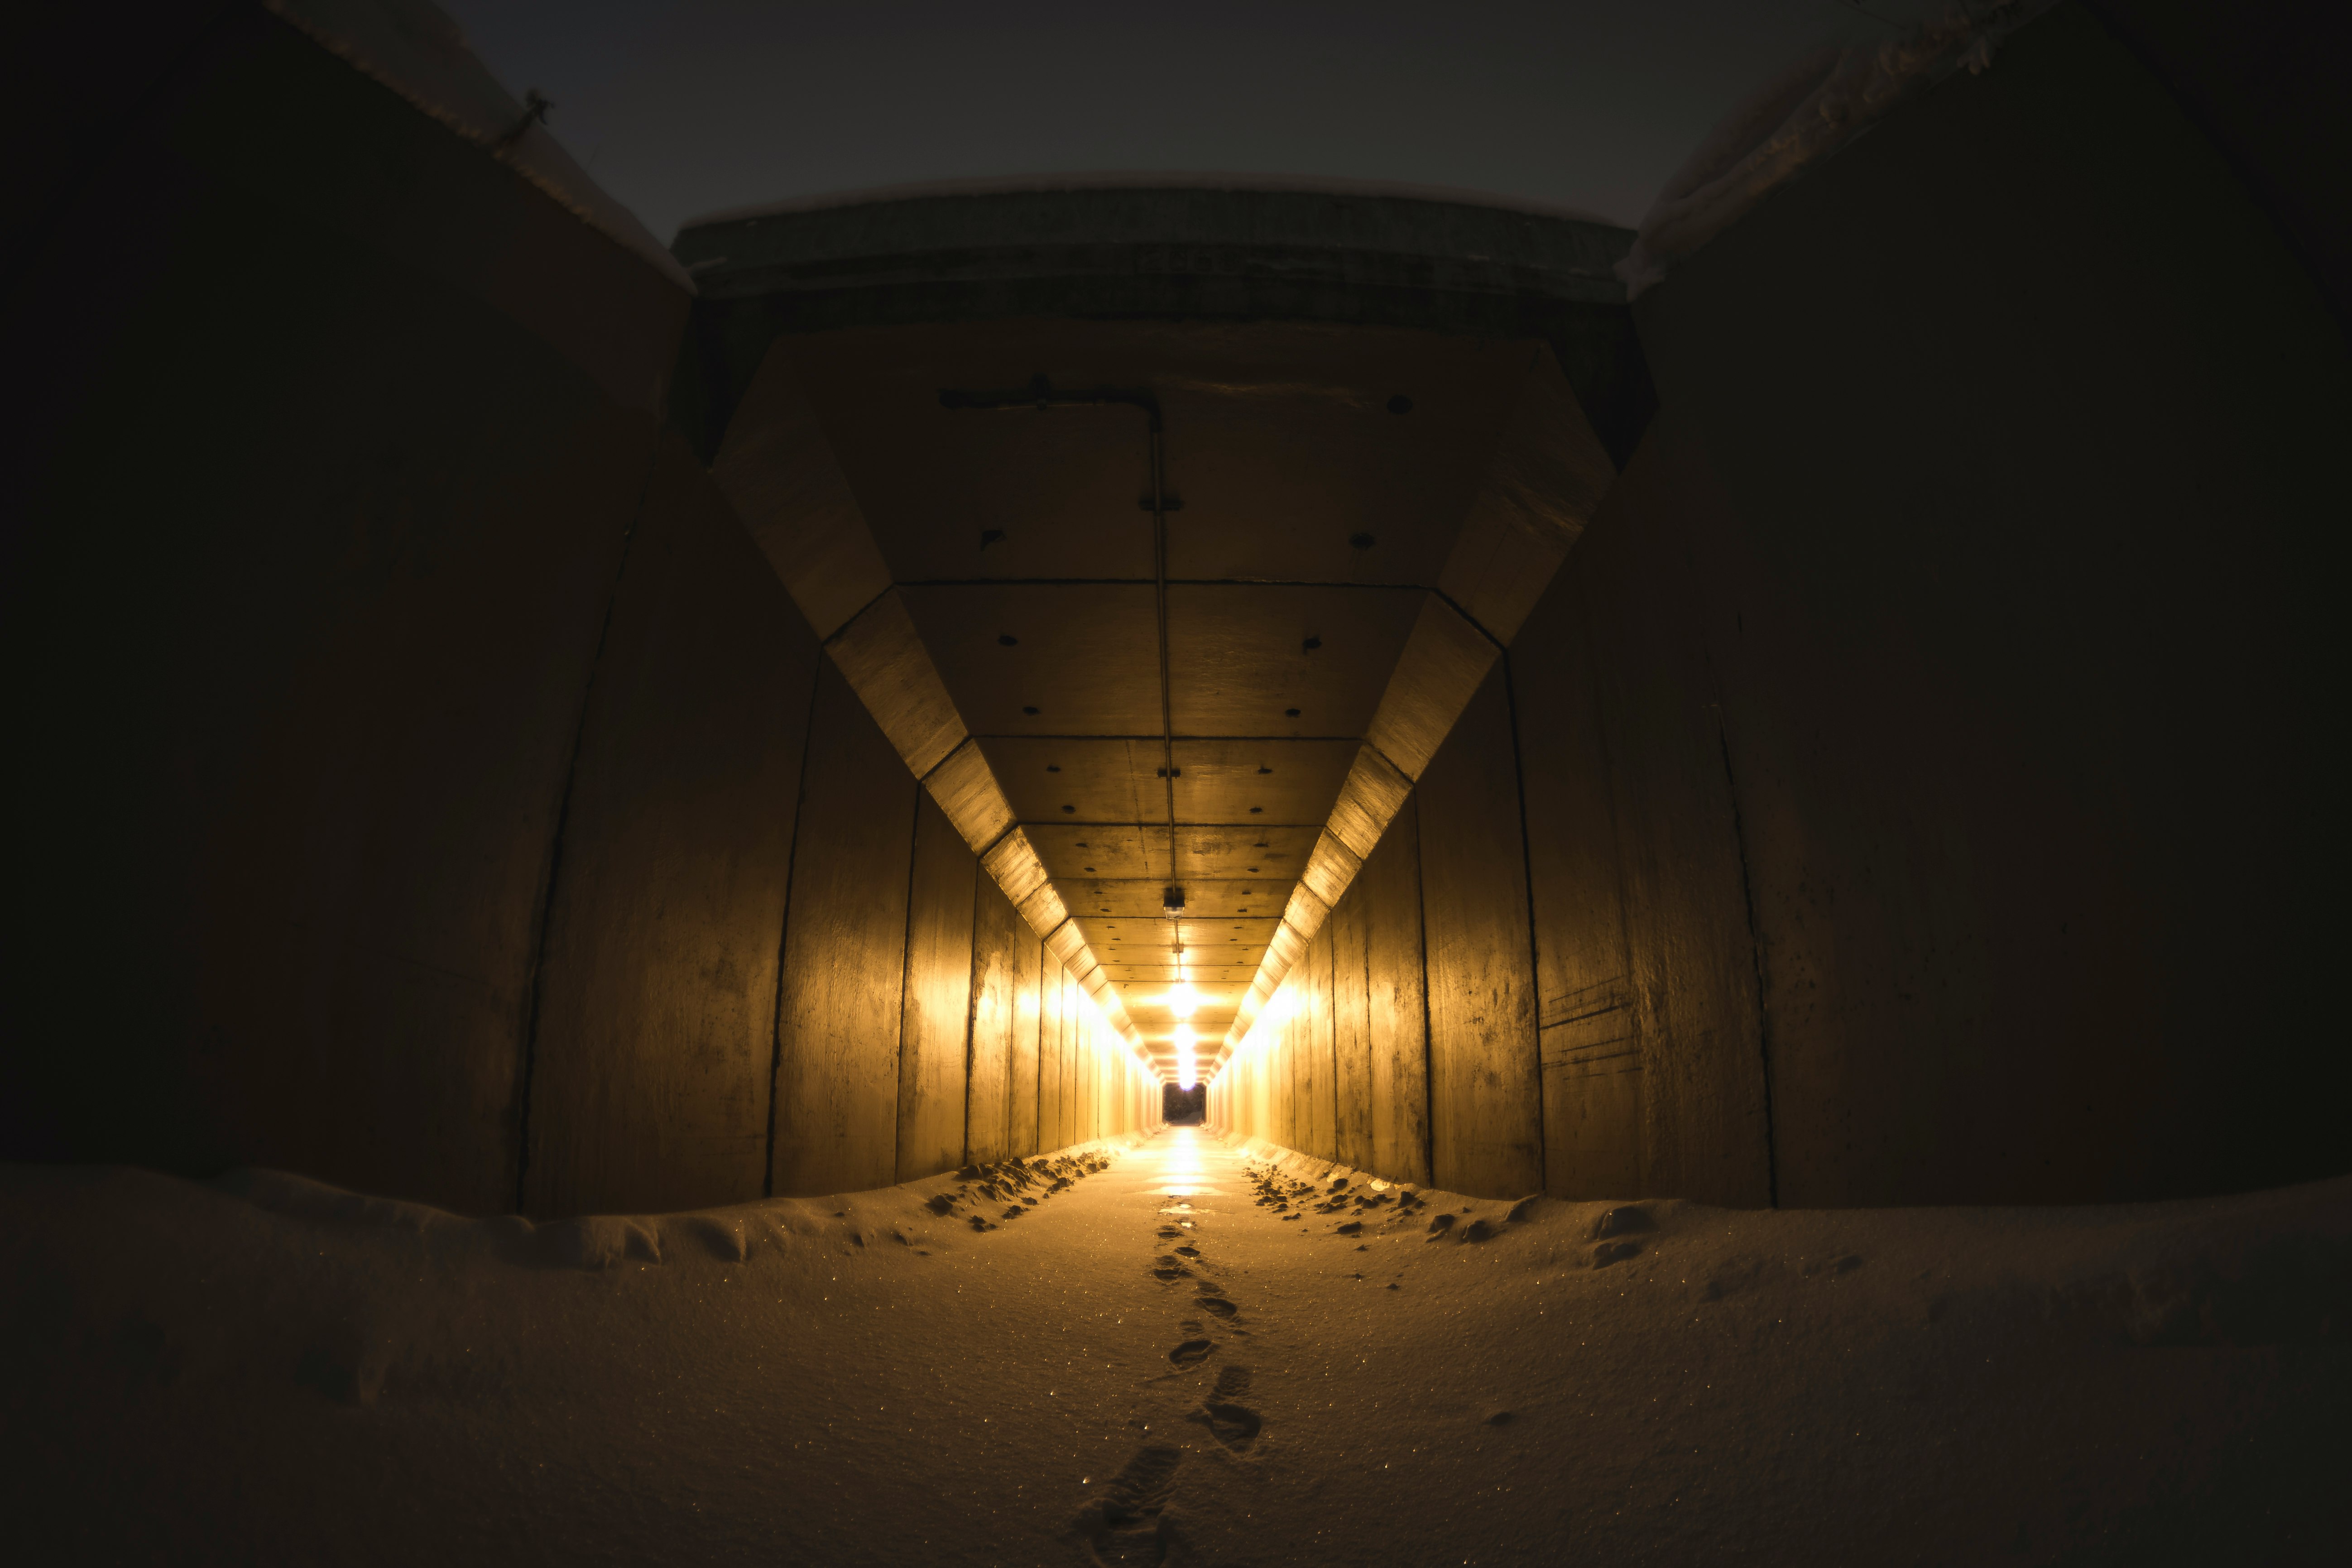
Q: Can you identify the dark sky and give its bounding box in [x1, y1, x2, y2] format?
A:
[441, 1, 1937, 242]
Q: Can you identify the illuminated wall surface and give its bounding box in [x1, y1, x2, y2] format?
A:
[2, 1, 2347, 1216]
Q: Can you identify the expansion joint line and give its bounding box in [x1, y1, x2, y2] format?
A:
[514, 454, 657, 1215]
[1712, 693, 1781, 1209]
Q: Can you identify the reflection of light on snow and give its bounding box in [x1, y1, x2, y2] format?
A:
[1151, 1126, 1217, 1195]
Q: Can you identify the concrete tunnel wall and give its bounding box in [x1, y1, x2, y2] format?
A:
[1212, 2, 2352, 1206]
[0, 2, 1156, 1219]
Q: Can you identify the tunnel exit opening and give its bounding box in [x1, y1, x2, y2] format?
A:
[1161, 1082, 1207, 1124]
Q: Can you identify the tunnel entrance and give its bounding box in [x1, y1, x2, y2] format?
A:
[1161, 1083, 1207, 1124]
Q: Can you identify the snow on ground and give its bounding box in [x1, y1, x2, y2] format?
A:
[3, 1129, 2346, 1564]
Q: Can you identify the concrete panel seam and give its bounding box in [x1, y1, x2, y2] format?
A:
[824, 590, 968, 778]
[892, 781, 924, 1187]
[819, 583, 896, 652]
[960, 866, 983, 1167]
[1411, 796, 1438, 1188]
[1502, 650, 1550, 1195]
[1430, 585, 1511, 654]
[1713, 688, 1780, 1208]
[513, 449, 656, 1216]
[762, 642, 828, 1199]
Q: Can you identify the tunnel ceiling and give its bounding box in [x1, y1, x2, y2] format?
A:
[681, 184, 1632, 1078]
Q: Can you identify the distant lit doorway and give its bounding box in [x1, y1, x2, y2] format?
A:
[1162, 1083, 1207, 1124]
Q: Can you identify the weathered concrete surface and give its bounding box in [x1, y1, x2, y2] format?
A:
[897, 793, 979, 1183]
[1622, 2, 2352, 1204]
[1528, 419, 1775, 1211]
[1416, 671, 1544, 1199]
[1037, 964, 1067, 1151]
[1329, 881, 1375, 1172]
[1360, 804, 1435, 1189]
[965, 879, 1025, 1164]
[1211, 785, 1441, 1190]
[1219, 2, 2350, 1211]
[1300, 925, 1338, 1160]
[0, 6, 685, 1214]
[523, 435, 824, 1218]
[1508, 547, 1646, 1202]
[772, 663, 919, 1197]
[1009, 924, 1043, 1156]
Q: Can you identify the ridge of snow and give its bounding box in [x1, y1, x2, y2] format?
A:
[1618, 0, 2060, 299]
[681, 170, 1625, 235]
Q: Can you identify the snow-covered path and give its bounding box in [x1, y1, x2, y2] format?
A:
[3, 1130, 2347, 1564]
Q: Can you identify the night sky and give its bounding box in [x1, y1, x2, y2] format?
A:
[439, 0, 1942, 242]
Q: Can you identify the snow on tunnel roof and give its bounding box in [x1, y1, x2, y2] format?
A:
[681, 171, 1623, 235]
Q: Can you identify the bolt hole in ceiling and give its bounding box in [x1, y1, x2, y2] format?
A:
[693, 186, 1623, 1083]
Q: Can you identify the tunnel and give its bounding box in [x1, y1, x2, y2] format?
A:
[3, 2, 2349, 1562]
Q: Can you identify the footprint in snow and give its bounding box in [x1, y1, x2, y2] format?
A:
[1075, 1443, 1183, 1565]
[1188, 1365, 1263, 1452]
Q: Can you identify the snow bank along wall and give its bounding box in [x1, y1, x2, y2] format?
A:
[0, 2, 1155, 1220]
[3, 1, 2346, 1219]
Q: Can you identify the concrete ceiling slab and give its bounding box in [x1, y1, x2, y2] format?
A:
[900, 583, 1160, 734]
[1021, 823, 1154, 878]
[1020, 822, 1320, 882]
[1174, 916, 1284, 946]
[1148, 333, 1539, 583]
[1166, 584, 1425, 735]
[1059, 878, 1293, 917]
[1165, 824, 1319, 878]
[792, 326, 1159, 583]
[790, 321, 1543, 590]
[1168, 738, 1360, 825]
[1100, 964, 1260, 983]
[1113, 954, 1262, 978]
[984, 737, 1166, 824]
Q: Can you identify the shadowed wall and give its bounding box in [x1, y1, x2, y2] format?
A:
[0, 3, 1154, 1217]
[1213, 4, 2352, 1205]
